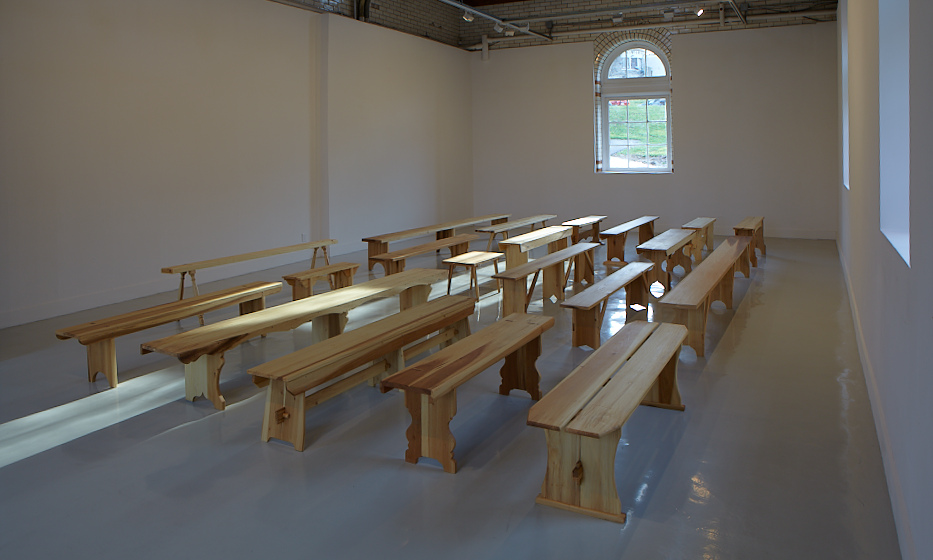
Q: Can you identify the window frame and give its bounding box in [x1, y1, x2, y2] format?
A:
[597, 41, 673, 174]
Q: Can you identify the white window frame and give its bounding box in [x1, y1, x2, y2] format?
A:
[598, 41, 673, 173]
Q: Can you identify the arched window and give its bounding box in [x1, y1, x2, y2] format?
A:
[596, 41, 672, 173]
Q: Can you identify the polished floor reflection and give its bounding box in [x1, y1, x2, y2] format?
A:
[0, 238, 901, 559]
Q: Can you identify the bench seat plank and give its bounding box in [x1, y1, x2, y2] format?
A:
[494, 243, 598, 315]
[562, 215, 608, 244]
[283, 262, 359, 300]
[656, 236, 751, 357]
[527, 321, 657, 431]
[559, 262, 653, 349]
[141, 268, 446, 410]
[251, 295, 475, 451]
[566, 323, 688, 438]
[381, 312, 554, 473]
[682, 217, 716, 261]
[55, 281, 282, 388]
[497, 225, 573, 268]
[636, 228, 696, 290]
[733, 216, 766, 266]
[370, 234, 478, 275]
[474, 214, 557, 251]
[600, 215, 659, 267]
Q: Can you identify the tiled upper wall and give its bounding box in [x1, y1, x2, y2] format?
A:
[280, 1, 837, 50]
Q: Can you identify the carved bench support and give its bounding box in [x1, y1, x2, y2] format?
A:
[185, 354, 226, 410]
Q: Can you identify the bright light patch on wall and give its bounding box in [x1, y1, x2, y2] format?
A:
[841, 0, 850, 190]
[878, 0, 910, 266]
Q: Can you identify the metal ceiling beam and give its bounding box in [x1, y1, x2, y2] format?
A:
[435, 0, 552, 41]
[728, 1, 748, 25]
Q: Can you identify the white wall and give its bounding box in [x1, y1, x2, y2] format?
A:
[324, 16, 474, 255]
[0, 0, 317, 327]
[840, 1, 933, 558]
[471, 24, 839, 238]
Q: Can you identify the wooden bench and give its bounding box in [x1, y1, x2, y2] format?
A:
[655, 236, 751, 357]
[497, 225, 573, 269]
[494, 243, 599, 316]
[443, 251, 502, 301]
[600, 215, 659, 268]
[562, 215, 608, 244]
[55, 281, 283, 388]
[370, 233, 478, 276]
[682, 217, 716, 261]
[250, 295, 475, 451]
[381, 312, 555, 473]
[559, 262, 654, 349]
[362, 214, 509, 270]
[474, 214, 557, 251]
[733, 216, 766, 266]
[282, 262, 359, 300]
[162, 239, 336, 308]
[635, 228, 696, 291]
[141, 268, 447, 410]
[527, 321, 687, 523]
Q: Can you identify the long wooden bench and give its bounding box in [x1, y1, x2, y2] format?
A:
[474, 214, 557, 251]
[527, 321, 687, 523]
[733, 216, 766, 266]
[494, 243, 599, 316]
[497, 225, 573, 269]
[370, 233, 478, 275]
[362, 214, 509, 270]
[141, 268, 446, 410]
[381, 312, 555, 473]
[250, 295, 475, 451]
[282, 262, 359, 300]
[55, 281, 282, 388]
[559, 262, 654, 349]
[655, 236, 751, 357]
[600, 215, 659, 268]
[682, 217, 716, 261]
[562, 215, 608, 244]
[162, 239, 336, 306]
[635, 228, 696, 291]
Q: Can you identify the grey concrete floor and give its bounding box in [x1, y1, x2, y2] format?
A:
[0, 237, 901, 559]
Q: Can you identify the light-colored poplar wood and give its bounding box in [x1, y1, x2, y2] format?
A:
[655, 236, 751, 357]
[362, 214, 510, 269]
[527, 321, 686, 523]
[162, 239, 335, 299]
[562, 215, 608, 244]
[370, 233, 478, 276]
[682, 217, 716, 261]
[635, 228, 696, 290]
[250, 295, 475, 450]
[283, 262, 359, 300]
[55, 281, 282, 388]
[443, 251, 503, 301]
[494, 243, 598, 315]
[474, 214, 557, 250]
[733, 216, 766, 266]
[142, 269, 446, 410]
[600, 216, 660, 266]
[184, 353, 226, 410]
[498, 225, 573, 268]
[560, 262, 654, 349]
[381, 313, 554, 471]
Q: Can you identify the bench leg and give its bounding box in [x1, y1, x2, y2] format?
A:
[603, 232, 627, 268]
[367, 241, 388, 271]
[536, 428, 626, 524]
[656, 304, 706, 358]
[185, 353, 226, 410]
[711, 270, 735, 309]
[573, 249, 595, 284]
[571, 308, 601, 350]
[543, 263, 565, 302]
[291, 279, 312, 300]
[239, 295, 267, 315]
[499, 335, 542, 400]
[642, 350, 685, 411]
[548, 238, 569, 253]
[86, 338, 118, 388]
[333, 268, 356, 289]
[400, 284, 431, 311]
[500, 278, 526, 316]
[624, 275, 649, 310]
[261, 378, 306, 451]
[403, 390, 458, 473]
[638, 222, 655, 244]
[311, 312, 348, 343]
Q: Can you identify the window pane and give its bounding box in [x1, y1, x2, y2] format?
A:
[645, 51, 666, 77]
[627, 99, 647, 121]
[607, 56, 628, 79]
[648, 122, 667, 144]
[647, 98, 667, 121]
[627, 122, 647, 144]
[648, 145, 668, 168]
[626, 48, 646, 78]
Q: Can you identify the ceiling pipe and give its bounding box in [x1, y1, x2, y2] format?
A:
[464, 9, 837, 50]
[505, 0, 722, 25]
[435, 0, 552, 41]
